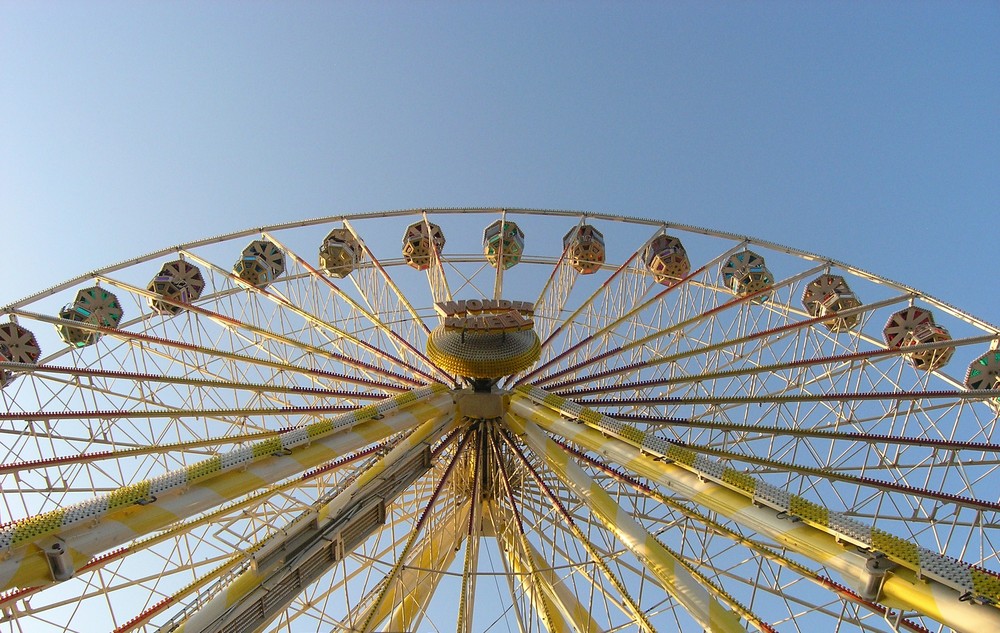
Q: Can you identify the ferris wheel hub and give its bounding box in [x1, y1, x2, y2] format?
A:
[454, 389, 508, 420]
[427, 299, 541, 379]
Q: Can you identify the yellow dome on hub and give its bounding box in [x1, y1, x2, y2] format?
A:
[427, 299, 541, 378]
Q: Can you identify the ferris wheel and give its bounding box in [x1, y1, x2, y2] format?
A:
[0, 208, 998, 633]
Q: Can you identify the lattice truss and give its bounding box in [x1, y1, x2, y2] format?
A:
[0, 208, 998, 633]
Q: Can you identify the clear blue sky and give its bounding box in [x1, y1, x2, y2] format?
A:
[2, 1, 997, 322]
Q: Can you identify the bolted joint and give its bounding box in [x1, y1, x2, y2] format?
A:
[856, 553, 897, 601]
[41, 537, 74, 582]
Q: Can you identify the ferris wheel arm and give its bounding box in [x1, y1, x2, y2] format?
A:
[178, 249, 370, 354]
[93, 274, 424, 388]
[11, 308, 408, 392]
[487, 433, 580, 632]
[165, 409, 456, 633]
[611, 414, 1000, 455]
[355, 426, 476, 633]
[0, 361, 390, 399]
[523, 240, 743, 388]
[499, 428, 660, 633]
[531, 262, 829, 389]
[497, 525, 596, 632]
[252, 232, 447, 382]
[260, 232, 452, 384]
[0, 443, 387, 623]
[555, 330, 998, 399]
[324, 484, 465, 631]
[457, 430, 485, 632]
[560, 440, 933, 633]
[577, 387, 1000, 409]
[342, 219, 432, 336]
[640, 425, 1000, 515]
[490, 209, 508, 301]
[0, 424, 341, 478]
[290, 517, 421, 630]
[490, 532, 562, 633]
[509, 413, 753, 633]
[0, 348, 389, 454]
[1, 404, 357, 425]
[359, 501, 471, 632]
[23, 329, 378, 415]
[701, 567, 902, 633]
[527, 231, 576, 343]
[522, 515, 660, 628]
[525, 242, 645, 376]
[0, 387, 452, 592]
[545, 292, 909, 393]
[420, 211, 454, 304]
[509, 389, 1000, 632]
[656, 347, 989, 457]
[519, 240, 652, 385]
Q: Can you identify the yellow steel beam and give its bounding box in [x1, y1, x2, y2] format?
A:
[362, 502, 470, 632]
[456, 426, 483, 633]
[510, 387, 1000, 633]
[0, 385, 452, 592]
[171, 407, 459, 633]
[496, 427, 659, 633]
[356, 427, 477, 633]
[106, 445, 386, 632]
[509, 412, 749, 633]
[560, 438, 932, 631]
[490, 503, 596, 633]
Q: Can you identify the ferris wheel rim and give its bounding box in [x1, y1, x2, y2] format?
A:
[5, 206, 996, 333]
